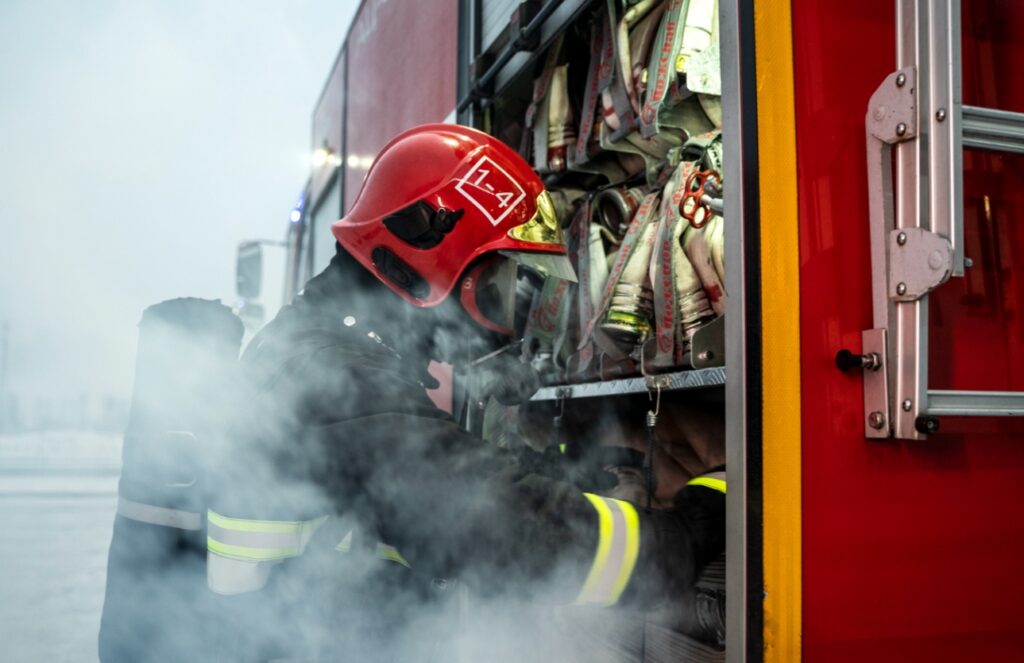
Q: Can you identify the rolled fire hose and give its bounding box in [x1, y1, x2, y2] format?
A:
[673, 215, 716, 355]
[588, 224, 612, 309]
[684, 0, 723, 129]
[525, 35, 565, 172]
[547, 64, 576, 172]
[582, 193, 658, 361]
[681, 222, 726, 317]
[588, 186, 644, 311]
[593, 186, 645, 239]
[665, 163, 717, 357]
[603, 0, 661, 132]
[640, 0, 718, 140]
[602, 0, 693, 185]
[649, 178, 684, 369]
[599, 200, 661, 354]
[707, 213, 726, 289]
[572, 10, 642, 184]
[676, 0, 717, 77]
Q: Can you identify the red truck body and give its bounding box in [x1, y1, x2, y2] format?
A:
[795, 1, 1024, 659]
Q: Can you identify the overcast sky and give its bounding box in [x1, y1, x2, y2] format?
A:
[0, 0, 359, 405]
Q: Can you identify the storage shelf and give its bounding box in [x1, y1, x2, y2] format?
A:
[531, 367, 726, 401]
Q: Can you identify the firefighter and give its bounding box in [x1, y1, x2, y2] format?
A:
[205, 124, 725, 661]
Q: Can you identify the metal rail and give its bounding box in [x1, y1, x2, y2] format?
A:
[962, 105, 1024, 155]
[927, 390, 1024, 417]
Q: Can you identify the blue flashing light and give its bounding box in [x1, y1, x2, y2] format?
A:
[289, 192, 307, 223]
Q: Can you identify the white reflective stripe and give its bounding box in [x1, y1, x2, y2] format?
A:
[206, 511, 326, 562]
[117, 496, 202, 531]
[207, 551, 276, 595]
[574, 493, 640, 606]
[208, 522, 314, 550]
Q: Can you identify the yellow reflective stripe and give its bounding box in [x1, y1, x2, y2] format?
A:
[207, 509, 323, 534]
[375, 543, 411, 569]
[610, 499, 640, 601]
[335, 533, 410, 568]
[576, 493, 614, 603]
[575, 493, 639, 606]
[207, 536, 300, 562]
[207, 511, 326, 564]
[687, 476, 727, 494]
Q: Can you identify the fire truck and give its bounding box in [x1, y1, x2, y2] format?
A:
[234, 0, 1024, 660]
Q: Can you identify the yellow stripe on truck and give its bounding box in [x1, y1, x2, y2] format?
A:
[754, 0, 803, 658]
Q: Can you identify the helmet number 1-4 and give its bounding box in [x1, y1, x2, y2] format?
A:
[455, 156, 527, 227]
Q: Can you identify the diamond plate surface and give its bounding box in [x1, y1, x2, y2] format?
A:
[531, 367, 727, 401]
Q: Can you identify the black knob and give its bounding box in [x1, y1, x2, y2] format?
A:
[835, 349, 864, 372]
[915, 415, 940, 435]
[836, 349, 881, 372]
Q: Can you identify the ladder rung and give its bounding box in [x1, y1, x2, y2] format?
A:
[962, 105, 1024, 155]
[928, 389, 1024, 416]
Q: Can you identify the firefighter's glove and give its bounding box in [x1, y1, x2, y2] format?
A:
[472, 353, 542, 406]
[630, 482, 726, 608]
[513, 445, 620, 492]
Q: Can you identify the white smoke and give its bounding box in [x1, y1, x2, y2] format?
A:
[0, 3, 726, 661]
[89, 277, 724, 662]
[0, 1, 360, 660]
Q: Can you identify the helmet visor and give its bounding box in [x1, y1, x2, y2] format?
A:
[499, 250, 577, 283]
[462, 254, 561, 337]
[474, 255, 519, 335]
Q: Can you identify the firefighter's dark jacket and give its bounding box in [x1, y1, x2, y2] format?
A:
[209, 249, 724, 630]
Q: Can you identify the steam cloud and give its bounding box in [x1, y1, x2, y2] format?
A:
[98, 257, 724, 662]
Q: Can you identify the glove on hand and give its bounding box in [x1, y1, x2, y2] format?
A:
[513, 444, 637, 492]
[629, 481, 726, 608]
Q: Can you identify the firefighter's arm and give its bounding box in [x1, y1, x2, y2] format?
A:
[308, 412, 724, 606]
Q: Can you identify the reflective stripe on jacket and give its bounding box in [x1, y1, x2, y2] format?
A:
[575, 470, 727, 607]
[335, 530, 412, 568]
[687, 470, 726, 494]
[574, 493, 641, 606]
[206, 510, 326, 595]
[116, 496, 202, 531]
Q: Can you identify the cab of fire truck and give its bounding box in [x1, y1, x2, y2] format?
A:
[235, 0, 1024, 660]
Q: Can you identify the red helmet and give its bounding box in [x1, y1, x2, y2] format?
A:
[332, 124, 573, 333]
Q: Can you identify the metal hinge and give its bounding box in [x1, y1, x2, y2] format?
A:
[888, 228, 952, 301]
